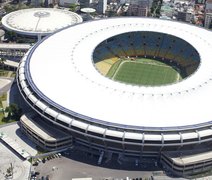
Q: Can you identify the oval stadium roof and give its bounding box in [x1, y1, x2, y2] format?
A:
[2, 8, 82, 36]
[24, 17, 212, 128]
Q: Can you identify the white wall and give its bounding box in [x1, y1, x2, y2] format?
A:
[59, 0, 77, 7]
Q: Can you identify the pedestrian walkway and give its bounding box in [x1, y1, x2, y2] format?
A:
[7, 71, 13, 77]
[0, 132, 30, 159]
[0, 78, 13, 96]
[0, 43, 31, 50]
[0, 122, 37, 156]
[4, 60, 19, 68]
[0, 142, 30, 180]
[0, 79, 10, 89]
[2, 100, 7, 109]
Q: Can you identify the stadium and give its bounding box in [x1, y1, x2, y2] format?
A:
[1, 8, 82, 41]
[17, 17, 212, 176]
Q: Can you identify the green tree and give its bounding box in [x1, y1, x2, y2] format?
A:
[151, 0, 162, 17]
[0, 57, 6, 69]
[5, 103, 22, 121]
[69, 3, 78, 12]
[5, 31, 17, 42]
[5, 163, 13, 178]
[4, 3, 30, 14]
[4, 5, 16, 13]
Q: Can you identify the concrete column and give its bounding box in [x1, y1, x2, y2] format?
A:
[37, 34, 42, 42]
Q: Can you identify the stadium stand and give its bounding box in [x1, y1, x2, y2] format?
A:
[93, 31, 200, 79]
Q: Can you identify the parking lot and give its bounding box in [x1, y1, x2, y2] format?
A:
[32, 149, 157, 180]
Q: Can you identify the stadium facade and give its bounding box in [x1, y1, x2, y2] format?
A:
[17, 17, 212, 176]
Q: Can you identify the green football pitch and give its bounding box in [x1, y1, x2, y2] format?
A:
[106, 59, 181, 86]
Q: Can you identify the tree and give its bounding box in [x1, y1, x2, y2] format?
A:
[150, 0, 162, 17]
[5, 31, 17, 42]
[5, 163, 13, 178]
[0, 57, 6, 69]
[5, 103, 22, 121]
[4, 5, 16, 13]
[4, 3, 30, 14]
[69, 3, 78, 12]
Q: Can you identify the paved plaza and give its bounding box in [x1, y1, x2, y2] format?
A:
[0, 122, 37, 156]
[0, 142, 30, 180]
[0, 122, 38, 180]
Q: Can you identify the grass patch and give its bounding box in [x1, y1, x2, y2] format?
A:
[36, 145, 49, 155]
[0, 93, 6, 124]
[106, 60, 122, 78]
[0, 113, 4, 125]
[0, 93, 7, 103]
[108, 58, 181, 86]
[10, 72, 16, 78]
[0, 118, 16, 125]
[0, 69, 16, 77]
[0, 70, 9, 77]
[0, 94, 17, 125]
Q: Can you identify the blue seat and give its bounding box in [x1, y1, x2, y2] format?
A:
[93, 31, 200, 71]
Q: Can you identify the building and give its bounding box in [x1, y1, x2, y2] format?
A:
[20, 113, 72, 151]
[121, 0, 152, 9]
[204, 0, 212, 28]
[96, 0, 108, 14]
[127, 4, 148, 16]
[0, 43, 30, 59]
[160, 4, 174, 18]
[0, 29, 5, 42]
[177, 11, 193, 22]
[30, 0, 58, 7]
[79, 0, 92, 8]
[206, 0, 212, 10]
[195, 0, 206, 4]
[17, 17, 212, 177]
[120, 0, 150, 6]
[161, 150, 212, 176]
[205, 12, 212, 28]
[1, 8, 82, 41]
[59, 0, 78, 7]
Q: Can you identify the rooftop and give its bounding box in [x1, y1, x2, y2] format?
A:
[25, 17, 212, 129]
[21, 113, 71, 141]
[2, 8, 82, 36]
[164, 149, 212, 165]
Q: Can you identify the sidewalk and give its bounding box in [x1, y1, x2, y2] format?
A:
[0, 132, 31, 159]
[0, 142, 30, 180]
[0, 122, 37, 156]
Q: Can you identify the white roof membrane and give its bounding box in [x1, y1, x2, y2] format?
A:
[2, 8, 82, 36]
[25, 18, 212, 129]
